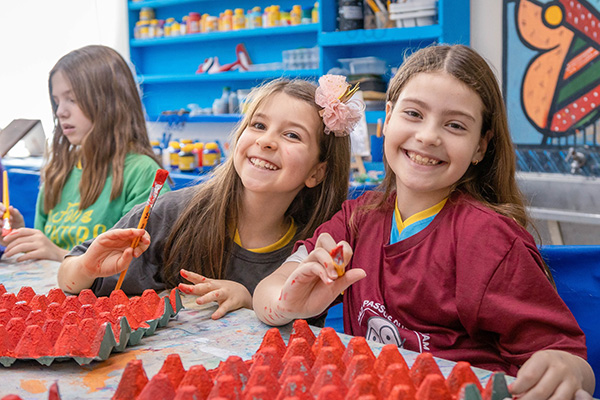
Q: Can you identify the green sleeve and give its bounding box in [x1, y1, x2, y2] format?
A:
[33, 184, 47, 231]
[121, 154, 171, 219]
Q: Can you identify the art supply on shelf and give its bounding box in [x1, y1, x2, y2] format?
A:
[114, 169, 169, 291]
[2, 170, 11, 236]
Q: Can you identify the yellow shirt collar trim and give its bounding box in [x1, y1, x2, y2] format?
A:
[395, 198, 448, 230]
[234, 218, 297, 253]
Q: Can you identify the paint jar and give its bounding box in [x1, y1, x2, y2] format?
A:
[168, 141, 181, 170]
[233, 8, 246, 30]
[193, 142, 204, 168]
[151, 140, 162, 157]
[179, 144, 196, 172]
[291, 5, 303, 25]
[203, 142, 221, 167]
[187, 12, 201, 34]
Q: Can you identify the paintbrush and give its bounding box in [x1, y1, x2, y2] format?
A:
[2, 170, 12, 236]
[114, 168, 169, 291]
[330, 244, 345, 277]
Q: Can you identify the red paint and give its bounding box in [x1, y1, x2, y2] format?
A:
[110, 290, 130, 307]
[77, 304, 97, 320]
[342, 355, 377, 388]
[409, 352, 444, 389]
[345, 374, 380, 399]
[113, 304, 142, 330]
[311, 346, 346, 377]
[61, 310, 80, 326]
[342, 336, 375, 366]
[278, 374, 312, 400]
[415, 374, 452, 400]
[374, 344, 409, 377]
[137, 373, 176, 400]
[169, 289, 178, 313]
[93, 297, 113, 314]
[256, 328, 287, 358]
[152, 297, 167, 320]
[28, 294, 48, 312]
[60, 296, 82, 314]
[129, 296, 152, 323]
[48, 382, 61, 400]
[46, 288, 66, 305]
[446, 361, 482, 397]
[214, 355, 250, 389]
[179, 269, 188, 278]
[12, 301, 32, 320]
[243, 365, 280, 397]
[289, 320, 316, 349]
[77, 289, 98, 306]
[141, 289, 161, 310]
[0, 309, 9, 325]
[208, 374, 243, 399]
[387, 384, 417, 400]
[0, 292, 17, 310]
[112, 360, 148, 400]
[24, 309, 47, 327]
[6, 317, 26, 349]
[0, 283, 6, 296]
[279, 355, 314, 388]
[14, 324, 51, 358]
[158, 353, 187, 388]
[42, 319, 64, 345]
[53, 323, 90, 357]
[179, 364, 213, 399]
[16, 286, 36, 303]
[378, 362, 415, 399]
[251, 346, 283, 379]
[283, 337, 315, 367]
[214, 292, 219, 298]
[311, 365, 347, 397]
[315, 384, 345, 400]
[291, 280, 296, 285]
[244, 385, 277, 400]
[178, 284, 192, 294]
[311, 327, 345, 358]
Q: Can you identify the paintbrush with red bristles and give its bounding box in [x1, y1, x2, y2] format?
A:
[114, 169, 169, 291]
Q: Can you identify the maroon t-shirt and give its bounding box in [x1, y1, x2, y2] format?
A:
[297, 191, 587, 375]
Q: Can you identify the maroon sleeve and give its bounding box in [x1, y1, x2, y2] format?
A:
[473, 238, 587, 365]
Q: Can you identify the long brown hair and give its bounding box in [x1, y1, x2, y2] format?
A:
[373, 44, 530, 227]
[44, 45, 161, 213]
[162, 78, 351, 286]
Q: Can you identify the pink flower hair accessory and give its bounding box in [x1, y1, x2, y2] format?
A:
[315, 74, 365, 137]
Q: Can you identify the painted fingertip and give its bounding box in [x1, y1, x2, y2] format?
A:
[180, 269, 188, 278]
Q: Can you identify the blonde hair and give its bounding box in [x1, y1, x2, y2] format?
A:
[162, 78, 351, 286]
[44, 45, 161, 213]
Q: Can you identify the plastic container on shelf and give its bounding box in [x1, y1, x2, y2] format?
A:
[167, 141, 181, 170]
[338, 56, 386, 75]
[291, 5, 303, 25]
[233, 8, 246, 30]
[389, 1, 437, 27]
[187, 12, 201, 34]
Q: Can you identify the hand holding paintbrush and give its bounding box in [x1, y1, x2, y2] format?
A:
[114, 169, 169, 291]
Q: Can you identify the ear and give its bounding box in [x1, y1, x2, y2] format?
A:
[382, 101, 394, 136]
[305, 161, 327, 188]
[474, 130, 493, 162]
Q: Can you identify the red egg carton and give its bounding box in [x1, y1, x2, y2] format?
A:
[109, 320, 511, 399]
[0, 284, 183, 367]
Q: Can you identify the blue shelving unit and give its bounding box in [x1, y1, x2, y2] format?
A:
[128, 0, 470, 120]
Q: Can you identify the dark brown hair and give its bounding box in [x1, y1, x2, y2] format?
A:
[162, 78, 351, 286]
[44, 45, 161, 212]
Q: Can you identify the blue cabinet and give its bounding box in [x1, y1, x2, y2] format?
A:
[128, 0, 470, 121]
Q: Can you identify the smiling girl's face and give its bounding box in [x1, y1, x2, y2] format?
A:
[383, 71, 490, 206]
[233, 91, 326, 199]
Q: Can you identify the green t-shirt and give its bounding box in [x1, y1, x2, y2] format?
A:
[35, 153, 170, 250]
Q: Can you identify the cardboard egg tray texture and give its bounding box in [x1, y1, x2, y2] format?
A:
[0, 283, 183, 367]
[10, 319, 513, 400]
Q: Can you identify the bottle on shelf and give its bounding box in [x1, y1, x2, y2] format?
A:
[203, 142, 222, 168]
[167, 141, 181, 170]
[312, 2, 320, 23]
[179, 144, 196, 172]
[233, 8, 246, 30]
[187, 12, 201, 34]
[291, 5, 303, 25]
[193, 142, 204, 168]
[338, 0, 364, 31]
[229, 90, 240, 115]
[151, 140, 162, 158]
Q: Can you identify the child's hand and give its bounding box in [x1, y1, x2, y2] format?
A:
[178, 269, 252, 320]
[273, 233, 366, 323]
[79, 228, 150, 278]
[510, 349, 595, 399]
[0, 205, 25, 242]
[2, 228, 68, 262]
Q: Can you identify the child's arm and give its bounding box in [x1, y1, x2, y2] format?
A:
[57, 228, 150, 294]
[253, 232, 366, 326]
[178, 269, 252, 320]
[510, 349, 595, 399]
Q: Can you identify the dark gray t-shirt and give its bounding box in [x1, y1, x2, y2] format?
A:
[67, 186, 295, 297]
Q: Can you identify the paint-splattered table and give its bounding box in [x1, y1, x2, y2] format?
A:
[0, 258, 495, 399]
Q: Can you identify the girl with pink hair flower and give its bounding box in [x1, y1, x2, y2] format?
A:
[58, 75, 364, 322]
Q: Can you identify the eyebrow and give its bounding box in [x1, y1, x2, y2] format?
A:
[400, 98, 478, 123]
[253, 112, 311, 134]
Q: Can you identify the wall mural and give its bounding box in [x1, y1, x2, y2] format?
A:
[503, 0, 600, 175]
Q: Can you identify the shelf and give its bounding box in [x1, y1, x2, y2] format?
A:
[319, 25, 442, 47]
[129, 0, 209, 10]
[139, 69, 319, 84]
[131, 24, 319, 47]
[366, 111, 385, 124]
[151, 114, 243, 123]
